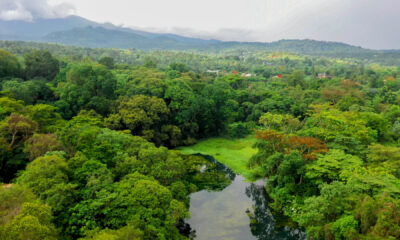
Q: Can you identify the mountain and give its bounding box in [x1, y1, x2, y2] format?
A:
[0, 15, 399, 62]
[0, 15, 219, 49]
[0, 16, 98, 40]
[43, 26, 220, 50]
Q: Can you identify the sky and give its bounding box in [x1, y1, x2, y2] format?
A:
[1, 0, 399, 49]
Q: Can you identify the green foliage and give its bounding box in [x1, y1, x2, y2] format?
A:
[0, 185, 58, 240]
[106, 95, 172, 145]
[27, 104, 64, 132]
[259, 112, 301, 133]
[1, 78, 54, 105]
[0, 49, 21, 79]
[330, 215, 358, 240]
[367, 144, 400, 178]
[1, 202, 58, 240]
[287, 70, 306, 87]
[24, 134, 63, 160]
[295, 182, 357, 239]
[0, 113, 38, 149]
[124, 67, 167, 97]
[0, 41, 400, 240]
[0, 97, 24, 120]
[56, 62, 117, 117]
[354, 194, 400, 240]
[98, 56, 115, 69]
[81, 225, 143, 240]
[17, 155, 69, 202]
[306, 150, 363, 184]
[24, 50, 59, 80]
[0, 185, 36, 225]
[300, 105, 376, 155]
[227, 122, 251, 138]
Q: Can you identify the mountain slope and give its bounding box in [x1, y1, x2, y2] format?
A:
[43, 26, 219, 50]
[0, 15, 219, 48]
[0, 15, 399, 63]
[0, 16, 98, 39]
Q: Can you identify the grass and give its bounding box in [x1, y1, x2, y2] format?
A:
[178, 135, 261, 181]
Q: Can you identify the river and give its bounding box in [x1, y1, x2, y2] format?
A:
[185, 155, 306, 240]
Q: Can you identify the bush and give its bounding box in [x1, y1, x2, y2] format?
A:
[228, 122, 251, 138]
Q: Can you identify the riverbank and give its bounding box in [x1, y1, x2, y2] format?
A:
[178, 135, 261, 180]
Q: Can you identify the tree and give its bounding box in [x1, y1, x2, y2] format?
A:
[259, 112, 301, 133]
[0, 113, 38, 182]
[0, 184, 36, 225]
[164, 79, 200, 140]
[367, 144, 400, 178]
[24, 134, 63, 161]
[81, 225, 143, 240]
[57, 62, 117, 117]
[27, 104, 64, 133]
[0, 97, 24, 120]
[24, 50, 59, 80]
[0, 49, 20, 79]
[287, 136, 328, 160]
[125, 67, 167, 97]
[2, 202, 58, 240]
[0, 114, 38, 149]
[0, 185, 58, 240]
[321, 87, 345, 104]
[287, 70, 305, 87]
[106, 95, 170, 144]
[355, 194, 400, 240]
[17, 155, 68, 194]
[295, 182, 357, 240]
[169, 63, 188, 73]
[306, 149, 363, 184]
[300, 105, 376, 155]
[1, 78, 55, 105]
[98, 56, 115, 69]
[198, 80, 237, 135]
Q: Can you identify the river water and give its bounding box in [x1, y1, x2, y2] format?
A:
[186, 156, 306, 240]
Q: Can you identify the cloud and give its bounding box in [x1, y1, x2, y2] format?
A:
[127, 0, 400, 49]
[0, 0, 75, 21]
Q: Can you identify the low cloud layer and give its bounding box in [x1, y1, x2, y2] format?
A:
[125, 0, 400, 49]
[1, 0, 399, 49]
[0, 0, 75, 21]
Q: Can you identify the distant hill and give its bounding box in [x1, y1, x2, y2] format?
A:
[0, 15, 399, 65]
[0, 16, 97, 39]
[0, 15, 219, 50]
[43, 26, 219, 50]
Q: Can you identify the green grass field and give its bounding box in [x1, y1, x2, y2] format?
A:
[178, 135, 261, 180]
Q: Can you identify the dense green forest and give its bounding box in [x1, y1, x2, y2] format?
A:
[1, 40, 400, 67]
[0, 42, 399, 240]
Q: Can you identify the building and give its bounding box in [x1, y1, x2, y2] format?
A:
[318, 73, 327, 79]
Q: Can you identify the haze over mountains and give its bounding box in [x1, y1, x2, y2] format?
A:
[0, 16, 221, 49]
[0, 15, 398, 61]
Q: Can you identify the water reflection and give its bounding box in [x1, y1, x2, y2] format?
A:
[186, 155, 305, 240]
[200, 154, 236, 180]
[245, 183, 306, 240]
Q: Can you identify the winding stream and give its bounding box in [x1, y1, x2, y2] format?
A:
[186, 155, 306, 240]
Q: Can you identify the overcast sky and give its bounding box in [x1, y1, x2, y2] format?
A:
[1, 0, 399, 49]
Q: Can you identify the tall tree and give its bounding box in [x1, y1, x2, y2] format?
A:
[24, 50, 59, 80]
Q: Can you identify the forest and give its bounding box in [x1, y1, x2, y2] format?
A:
[0, 41, 399, 240]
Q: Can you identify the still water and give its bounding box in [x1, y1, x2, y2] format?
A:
[186, 156, 306, 240]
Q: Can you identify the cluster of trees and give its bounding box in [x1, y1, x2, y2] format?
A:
[0, 49, 234, 239]
[2, 40, 400, 67]
[0, 99, 230, 239]
[250, 78, 400, 239]
[1, 42, 399, 240]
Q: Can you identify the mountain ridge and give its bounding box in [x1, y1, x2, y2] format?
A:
[0, 15, 398, 56]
